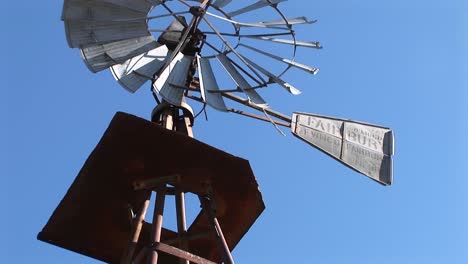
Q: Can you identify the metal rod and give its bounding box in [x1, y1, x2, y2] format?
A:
[147, 188, 167, 264]
[120, 192, 152, 264]
[229, 108, 290, 127]
[222, 92, 292, 123]
[200, 196, 235, 264]
[151, 242, 217, 264]
[176, 189, 190, 264]
[162, 231, 211, 246]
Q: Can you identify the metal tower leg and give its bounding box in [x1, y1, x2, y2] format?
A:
[121, 192, 152, 264]
[148, 187, 167, 264]
[200, 196, 235, 264]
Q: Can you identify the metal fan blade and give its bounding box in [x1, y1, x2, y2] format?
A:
[242, 16, 316, 27]
[217, 54, 268, 107]
[65, 19, 150, 48]
[205, 12, 291, 30]
[99, 0, 156, 13]
[196, 56, 228, 112]
[62, 0, 146, 21]
[291, 112, 394, 186]
[213, 0, 233, 8]
[227, 0, 287, 17]
[246, 36, 322, 49]
[111, 45, 170, 93]
[81, 36, 158, 73]
[236, 53, 302, 95]
[239, 43, 318, 75]
[153, 52, 193, 106]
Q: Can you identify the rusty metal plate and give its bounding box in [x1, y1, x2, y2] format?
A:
[291, 112, 394, 185]
[38, 112, 265, 263]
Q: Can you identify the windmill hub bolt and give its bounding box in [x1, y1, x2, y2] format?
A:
[189, 6, 206, 17]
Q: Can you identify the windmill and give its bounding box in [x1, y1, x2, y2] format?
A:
[38, 1, 395, 263]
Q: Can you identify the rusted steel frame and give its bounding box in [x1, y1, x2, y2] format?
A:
[162, 231, 211, 246]
[133, 175, 180, 191]
[222, 92, 292, 124]
[120, 191, 152, 264]
[200, 196, 235, 264]
[147, 187, 167, 264]
[176, 188, 190, 264]
[151, 242, 217, 264]
[133, 248, 148, 264]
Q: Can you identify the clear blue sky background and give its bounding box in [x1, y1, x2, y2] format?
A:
[2, 1, 467, 263]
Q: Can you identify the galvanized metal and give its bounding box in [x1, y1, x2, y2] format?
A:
[291, 112, 394, 185]
[216, 54, 268, 107]
[237, 53, 302, 95]
[62, 0, 146, 22]
[212, 0, 232, 8]
[196, 55, 228, 112]
[153, 53, 193, 107]
[81, 36, 158, 73]
[111, 45, 170, 93]
[242, 16, 316, 27]
[239, 43, 319, 75]
[227, 0, 288, 17]
[246, 36, 321, 49]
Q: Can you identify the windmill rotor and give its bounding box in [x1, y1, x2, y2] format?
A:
[62, 0, 394, 184]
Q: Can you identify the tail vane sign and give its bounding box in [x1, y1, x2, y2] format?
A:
[291, 112, 394, 186]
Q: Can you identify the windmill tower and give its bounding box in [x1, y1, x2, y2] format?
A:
[39, 1, 394, 263]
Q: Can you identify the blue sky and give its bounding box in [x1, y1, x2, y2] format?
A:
[2, 1, 467, 263]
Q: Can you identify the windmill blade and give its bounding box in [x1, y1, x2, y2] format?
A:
[196, 56, 228, 112]
[239, 43, 318, 75]
[217, 54, 268, 108]
[291, 112, 394, 185]
[99, 0, 156, 13]
[111, 45, 170, 93]
[246, 36, 322, 49]
[62, 0, 146, 21]
[242, 16, 316, 27]
[213, 0, 233, 8]
[153, 52, 193, 107]
[81, 36, 158, 72]
[65, 19, 150, 48]
[227, 0, 287, 17]
[205, 12, 291, 30]
[236, 53, 302, 95]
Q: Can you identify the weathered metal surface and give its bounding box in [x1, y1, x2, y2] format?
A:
[38, 112, 264, 263]
[242, 16, 315, 27]
[153, 243, 217, 264]
[121, 192, 151, 264]
[228, 0, 287, 17]
[148, 188, 167, 264]
[239, 43, 318, 75]
[238, 54, 302, 95]
[196, 56, 228, 112]
[65, 19, 150, 48]
[81, 36, 158, 73]
[99, 0, 155, 13]
[111, 45, 170, 93]
[153, 53, 193, 107]
[212, 0, 232, 9]
[246, 36, 321, 49]
[62, 0, 146, 21]
[291, 112, 394, 185]
[216, 54, 268, 107]
[200, 197, 235, 264]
